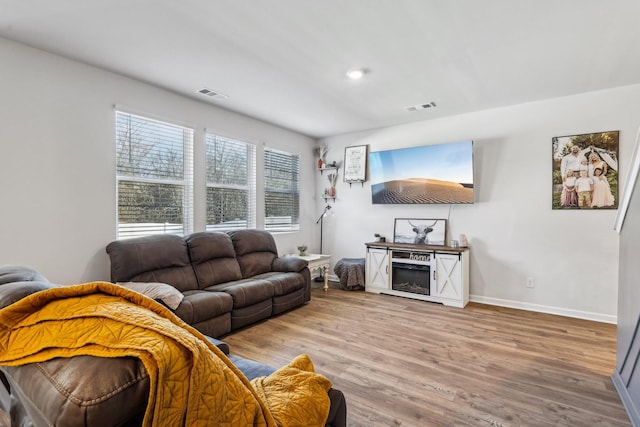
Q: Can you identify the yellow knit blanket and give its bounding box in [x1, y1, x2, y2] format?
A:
[0, 282, 331, 427]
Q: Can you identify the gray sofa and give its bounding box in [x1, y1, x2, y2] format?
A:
[106, 229, 311, 337]
[0, 265, 347, 427]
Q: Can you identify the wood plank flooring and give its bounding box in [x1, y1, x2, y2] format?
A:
[223, 285, 630, 427]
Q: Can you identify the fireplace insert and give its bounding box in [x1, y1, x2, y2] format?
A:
[390, 250, 432, 295]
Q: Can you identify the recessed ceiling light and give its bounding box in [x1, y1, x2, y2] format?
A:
[346, 68, 368, 80]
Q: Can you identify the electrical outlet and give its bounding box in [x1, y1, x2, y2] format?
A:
[526, 277, 535, 288]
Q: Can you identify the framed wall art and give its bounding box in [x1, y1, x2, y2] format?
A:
[343, 144, 367, 183]
[393, 218, 447, 246]
[552, 130, 619, 210]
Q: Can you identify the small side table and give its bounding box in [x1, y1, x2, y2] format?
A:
[286, 253, 331, 291]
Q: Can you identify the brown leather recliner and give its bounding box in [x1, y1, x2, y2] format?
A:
[0, 266, 347, 427]
[106, 229, 312, 338]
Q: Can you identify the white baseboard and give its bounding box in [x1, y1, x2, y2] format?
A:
[612, 369, 640, 427]
[470, 294, 617, 324]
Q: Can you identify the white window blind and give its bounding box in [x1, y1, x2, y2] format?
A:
[115, 111, 194, 239]
[264, 147, 300, 231]
[205, 134, 256, 230]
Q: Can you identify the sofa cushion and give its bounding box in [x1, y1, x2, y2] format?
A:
[229, 298, 273, 330]
[175, 290, 233, 325]
[228, 229, 278, 278]
[191, 313, 232, 338]
[253, 272, 305, 296]
[272, 289, 305, 315]
[117, 282, 185, 310]
[228, 354, 276, 380]
[186, 232, 243, 287]
[204, 336, 230, 355]
[106, 235, 198, 292]
[207, 279, 275, 308]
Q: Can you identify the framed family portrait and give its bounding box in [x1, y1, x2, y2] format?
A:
[343, 145, 367, 183]
[552, 130, 619, 210]
[393, 218, 447, 246]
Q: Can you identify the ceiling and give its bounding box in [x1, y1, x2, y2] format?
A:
[2, 0, 640, 139]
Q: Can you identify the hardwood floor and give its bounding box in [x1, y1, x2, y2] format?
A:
[223, 285, 630, 427]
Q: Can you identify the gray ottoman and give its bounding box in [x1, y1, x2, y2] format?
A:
[333, 258, 365, 290]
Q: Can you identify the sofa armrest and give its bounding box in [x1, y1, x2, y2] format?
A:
[0, 266, 49, 286]
[0, 266, 61, 310]
[272, 257, 308, 273]
[326, 388, 347, 427]
[1, 355, 149, 427]
[0, 282, 60, 310]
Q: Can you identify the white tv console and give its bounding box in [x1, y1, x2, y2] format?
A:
[365, 242, 469, 308]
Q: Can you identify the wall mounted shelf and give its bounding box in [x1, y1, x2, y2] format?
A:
[319, 165, 339, 202]
[319, 166, 339, 175]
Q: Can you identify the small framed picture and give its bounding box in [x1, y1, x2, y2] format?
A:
[343, 145, 367, 182]
[393, 218, 447, 246]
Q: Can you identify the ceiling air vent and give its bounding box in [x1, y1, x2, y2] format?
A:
[197, 88, 229, 100]
[405, 101, 436, 112]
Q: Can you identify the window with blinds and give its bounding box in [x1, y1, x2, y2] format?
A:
[115, 111, 194, 239]
[205, 134, 256, 230]
[264, 147, 300, 231]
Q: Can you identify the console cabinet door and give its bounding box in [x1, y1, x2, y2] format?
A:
[434, 253, 462, 300]
[366, 248, 389, 292]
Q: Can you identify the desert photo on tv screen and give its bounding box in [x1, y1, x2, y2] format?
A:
[370, 140, 474, 204]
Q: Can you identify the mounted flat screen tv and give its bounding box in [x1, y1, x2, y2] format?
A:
[370, 140, 474, 204]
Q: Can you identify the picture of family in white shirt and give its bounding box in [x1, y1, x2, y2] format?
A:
[552, 131, 619, 210]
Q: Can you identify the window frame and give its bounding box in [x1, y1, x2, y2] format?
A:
[204, 133, 257, 231]
[115, 110, 194, 239]
[264, 146, 301, 232]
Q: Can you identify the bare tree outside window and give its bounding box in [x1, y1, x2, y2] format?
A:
[115, 112, 193, 238]
[264, 147, 300, 231]
[206, 135, 256, 230]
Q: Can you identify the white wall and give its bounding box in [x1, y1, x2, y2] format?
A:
[319, 85, 640, 323]
[2, 36, 637, 323]
[0, 38, 316, 284]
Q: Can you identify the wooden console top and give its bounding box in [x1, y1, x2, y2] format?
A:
[365, 241, 468, 252]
